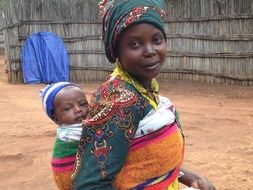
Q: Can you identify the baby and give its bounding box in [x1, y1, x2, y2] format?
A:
[40, 82, 88, 190]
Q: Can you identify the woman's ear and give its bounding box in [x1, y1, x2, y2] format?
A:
[52, 114, 61, 125]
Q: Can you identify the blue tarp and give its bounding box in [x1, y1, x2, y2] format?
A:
[21, 32, 69, 84]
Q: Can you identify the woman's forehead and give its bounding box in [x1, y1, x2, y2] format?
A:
[120, 23, 163, 39]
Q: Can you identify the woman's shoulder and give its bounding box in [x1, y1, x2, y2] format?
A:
[93, 76, 138, 104]
[86, 77, 144, 125]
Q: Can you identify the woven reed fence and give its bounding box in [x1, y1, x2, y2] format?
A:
[0, 31, 4, 53]
[1, 0, 109, 83]
[1, 0, 253, 85]
[163, 0, 253, 85]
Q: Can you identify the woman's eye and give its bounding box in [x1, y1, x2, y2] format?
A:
[129, 40, 140, 49]
[153, 36, 163, 44]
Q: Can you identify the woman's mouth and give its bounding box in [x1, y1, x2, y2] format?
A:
[143, 62, 159, 70]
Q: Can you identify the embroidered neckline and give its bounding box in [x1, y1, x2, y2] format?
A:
[111, 63, 159, 109]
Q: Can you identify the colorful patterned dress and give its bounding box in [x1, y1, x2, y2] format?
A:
[72, 65, 184, 190]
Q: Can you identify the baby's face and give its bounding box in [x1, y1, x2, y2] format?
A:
[52, 86, 88, 125]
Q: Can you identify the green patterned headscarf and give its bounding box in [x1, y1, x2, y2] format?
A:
[99, 0, 166, 63]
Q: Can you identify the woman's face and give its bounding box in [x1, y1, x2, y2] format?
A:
[52, 86, 89, 125]
[118, 23, 167, 86]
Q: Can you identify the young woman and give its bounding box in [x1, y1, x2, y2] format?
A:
[71, 1, 216, 189]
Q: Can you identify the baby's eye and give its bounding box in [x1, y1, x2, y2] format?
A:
[79, 101, 88, 107]
[80, 102, 87, 107]
[63, 107, 71, 111]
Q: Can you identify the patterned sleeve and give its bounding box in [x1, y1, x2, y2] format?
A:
[71, 80, 145, 190]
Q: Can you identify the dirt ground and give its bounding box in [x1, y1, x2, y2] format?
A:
[0, 53, 252, 190]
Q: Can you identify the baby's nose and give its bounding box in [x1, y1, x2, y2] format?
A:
[74, 105, 82, 113]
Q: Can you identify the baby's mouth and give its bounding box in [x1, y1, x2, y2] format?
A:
[76, 116, 85, 122]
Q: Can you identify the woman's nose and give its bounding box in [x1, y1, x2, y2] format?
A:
[143, 44, 156, 57]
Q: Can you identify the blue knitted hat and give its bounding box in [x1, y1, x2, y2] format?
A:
[40, 82, 77, 119]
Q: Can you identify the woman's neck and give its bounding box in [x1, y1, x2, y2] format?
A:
[137, 78, 153, 91]
[116, 62, 153, 92]
[112, 64, 159, 109]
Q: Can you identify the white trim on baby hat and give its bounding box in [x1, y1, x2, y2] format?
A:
[42, 82, 70, 113]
